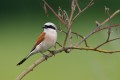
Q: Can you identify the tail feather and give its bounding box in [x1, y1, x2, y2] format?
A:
[17, 53, 33, 66]
[16, 57, 28, 66]
[16, 53, 34, 66]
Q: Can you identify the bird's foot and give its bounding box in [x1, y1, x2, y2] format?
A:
[48, 50, 55, 56]
[43, 55, 49, 60]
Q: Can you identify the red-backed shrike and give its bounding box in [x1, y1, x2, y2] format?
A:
[17, 22, 57, 65]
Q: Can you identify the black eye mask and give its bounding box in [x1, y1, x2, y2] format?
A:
[43, 25, 56, 30]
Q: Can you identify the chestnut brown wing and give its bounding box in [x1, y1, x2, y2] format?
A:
[30, 32, 46, 52]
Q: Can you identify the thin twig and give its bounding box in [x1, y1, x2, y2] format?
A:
[93, 24, 120, 34]
[75, 9, 120, 47]
[73, 0, 94, 21]
[105, 6, 112, 41]
[101, 9, 120, 25]
[75, 0, 82, 12]
[95, 37, 120, 49]
[69, 0, 76, 26]
[72, 32, 89, 47]
[43, 0, 66, 26]
[78, 47, 120, 53]
[56, 41, 63, 47]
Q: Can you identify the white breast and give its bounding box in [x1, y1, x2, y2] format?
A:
[36, 28, 57, 53]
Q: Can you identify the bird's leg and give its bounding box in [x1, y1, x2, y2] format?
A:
[48, 50, 55, 56]
[40, 53, 49, 60]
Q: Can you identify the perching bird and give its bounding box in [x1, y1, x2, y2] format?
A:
[17, 22, 57, 65]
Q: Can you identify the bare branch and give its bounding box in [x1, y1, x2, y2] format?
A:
[93, 24, 120, 34]
[75, 0, 82, 12]
[101, 9, 120, 25]
[73, 0, 94, 21]
[56, 41, 63, 47]
[69, 0, 76, 26]
[75, 9, 120, 47]
[16, 44, 120, 80]
[44, 3, 48, 16]
[43, 0, 66, 25]
[95, 37, 120, 49]
[72, 32, 89, 47]
[16, 52, 54, 80]
[105, 6, 112, 41]
[79, 47, 120, 53]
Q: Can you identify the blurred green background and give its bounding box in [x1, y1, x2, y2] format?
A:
[0, 0, 120, 80]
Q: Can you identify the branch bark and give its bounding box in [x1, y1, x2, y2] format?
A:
[16, 42, 120, 80]
[75, 9, 120, 47]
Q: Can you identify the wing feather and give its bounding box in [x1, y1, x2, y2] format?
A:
[30, 32, 45, 52]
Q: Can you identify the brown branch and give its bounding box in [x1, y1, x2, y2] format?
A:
[63, 28, 73, 53]
[101, 9, 120, 25]
[75, 0, 81, 12]
[93, 24, 120, 34]
[75, 9, 120, 47]
[73, 0, 94, 21]
[95, 37, 120, 49]
[68, 29, 73, 48]
[67, 0, 76, 49]
[72, 32, 89, 47]
[69, 0, 76, 25]
[56, 41, 63, 47]
[43, 0, 66, 26]
[58, 28, 89, 47]
[105, 6, 112, 41]
[60, 0, 94, 48]
[79, 47, 120, 53]
[16, 44, 120, 80]
[16, 57, 46, 80]
[63, 0, 75, 48]
[16, 47, 65, 80]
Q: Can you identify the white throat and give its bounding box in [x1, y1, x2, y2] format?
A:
[44, 28, 57, 35]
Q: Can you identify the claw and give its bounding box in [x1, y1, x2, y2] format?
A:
[48, 50, 55, 56]
[43, 55, 49, 60]
[40, 52, 49, 60]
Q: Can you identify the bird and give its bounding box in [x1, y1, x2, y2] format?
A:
[17, 22, 57, 65]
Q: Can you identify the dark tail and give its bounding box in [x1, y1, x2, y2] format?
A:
[16, 53, 34, 66]
[16, 57, 28, 66]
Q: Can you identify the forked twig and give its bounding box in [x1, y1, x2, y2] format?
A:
[75, 9, 120, 47]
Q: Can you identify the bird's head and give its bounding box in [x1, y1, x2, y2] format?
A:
[43, 22, 57, 31]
